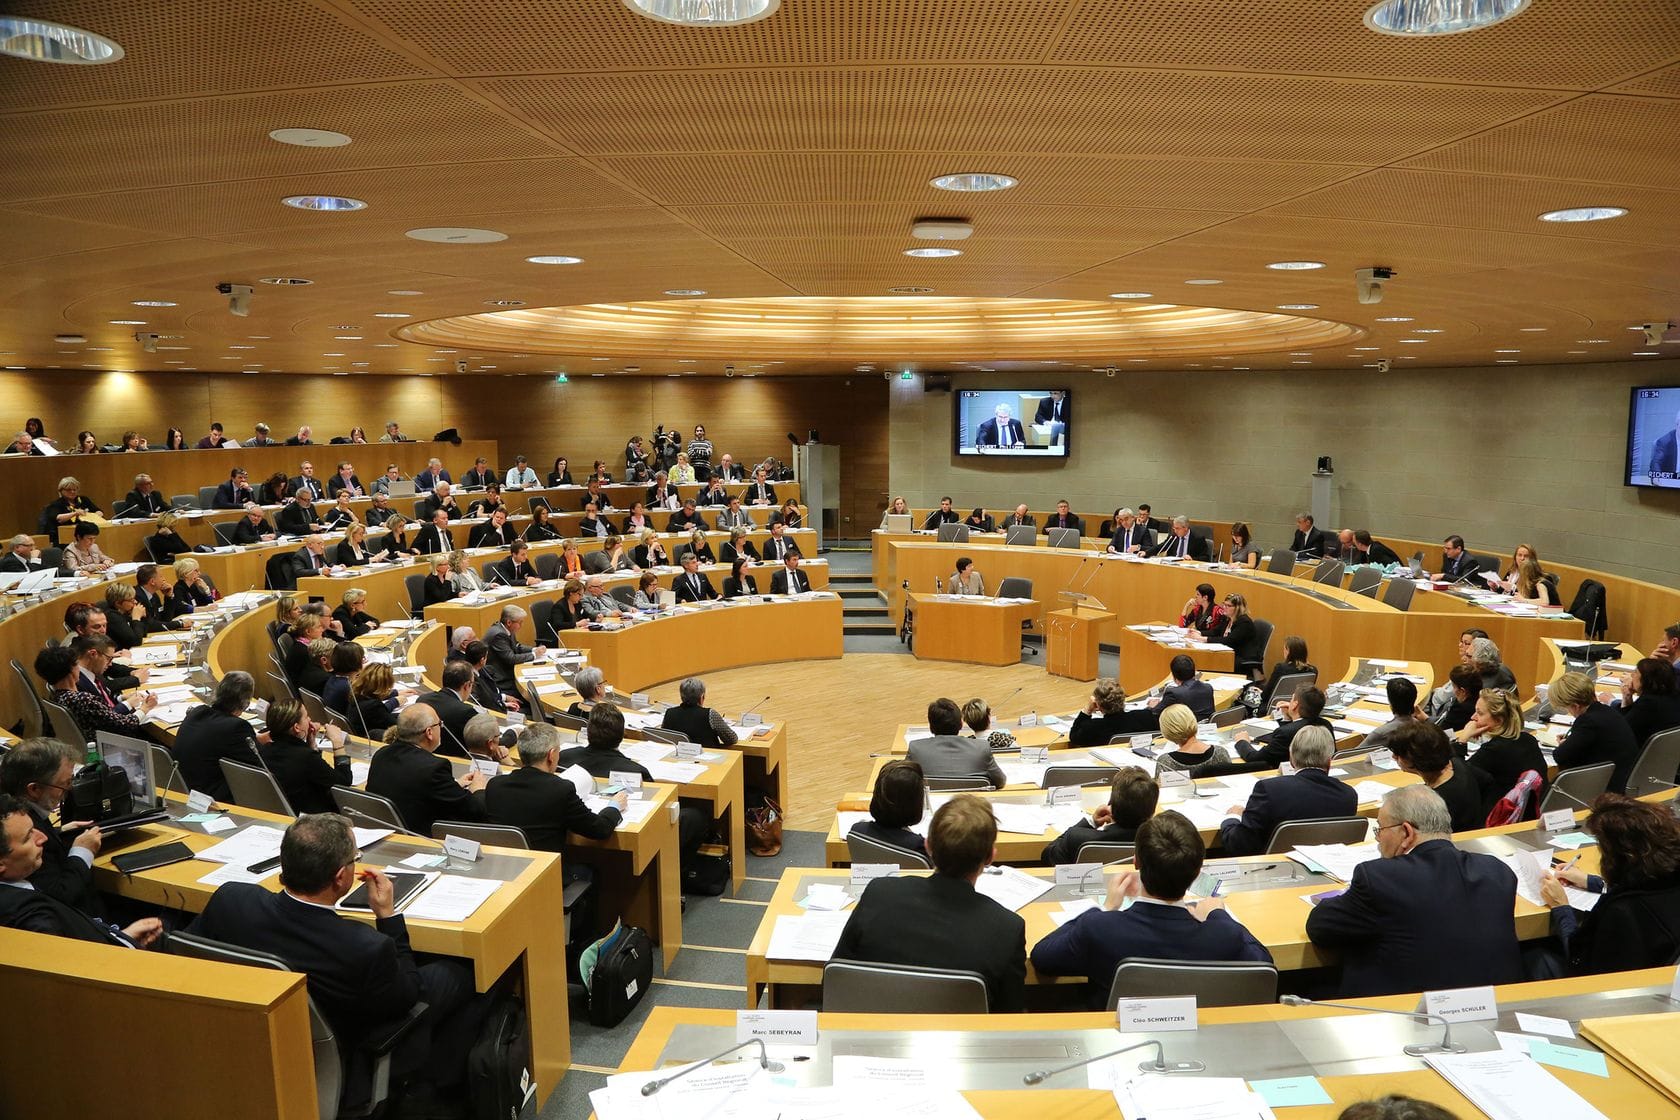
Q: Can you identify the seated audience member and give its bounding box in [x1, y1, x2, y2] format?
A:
[485, 604, 546, 693]
[963, 507, 995, 533]
[465, 485, 507, 521]
[1177, 583, 1226, 637]
[770, 551, 811, 594]
[187, 813, 482, 1101]
[744, 468, 778, 507]
[1652, 622, 1680, 667]
[1032, 809, 1272, 1008]
[834, 796, 1026, 1012]
[949, 555, 985, 596]
[38, 643, 152, 740]
[1232, 683, 1332, 768]
[102, 583, 149, 651]
[1041, 767, 1159, 865]
[1153, 705, 1232, 779]
[135, 563, 187, 630]
[463, 640, 519, 714]
[1105, 508, 1154, 555]
[212, 468, 256, 510]
[277, 492, 325, 538]
[845, 758, 928, 857]
[0, 794, 163, 947]
[172, 672, 265, 802]
[1153, 654, 1214, 720]
[630, 527, 668, 570]
[1550, 672, 1639, 796]
[335, 523, 387, 567]
[332, 588, 378, 640]
[1347, 529, 1400, 567]
[63, 522, 113, 574]
[491, 541, 542, 588]
[565, 667, 608, 718]
[698, 477, 730, 508]
[1387, 722, 1483, 833]
[560, 702, 707, 863]
[722, 557, 758, 599]
[326, 461, 364, 499]
[1306, 785, 1521, 997]
[762, 523, 797, 563]
[579, 576, 619, 619]
[458, 457, 493, 490]
[660, 677, 739, 749]
[672, 553, 717, 603]
[1432, 664, 1483, 734]
[231, 502, 276, 545]
[257, 471, 292, 505]
[1070, 679, 1152, 745]
[349, 663, 401, 739]
[421, 556, 457, 606]
[1, 533, 47, 573]
[118, 473, 168, 517]
[449, 549, 486, 595]
[879, 496, 911, 527]
[768, 500, 802, 529]
[321, 641, 363, 715]
[629, 570, 662, 610]
[1614, 657, 1680, 749]
[1289, 512, 1330, 559]
[668, 451, 696, 485]
[1219, 726, 1354, 856]
[720, 527, 760, 565]
[1461, 690, 1547, 819]
[1469, 637, 1517, 695]
[906, 697, 1006, 789]
[283, 612, 328, 689]
[39, 476, 102, 546]
[1360, 677, 1424, 753]
[1150, 515, 1211, 561]
[1434, 533, 1478, 583]
[1204, 593, 1265, 677]
[1096, 507, 1124, 540]
[1539, 794, 1680, 976]
[714, 495, 752, 530]
[289, 534, 332, 580]
[486, 723, 625, 854]
[1258, 635, 1317, 705]
[1046, 500, 1083, 534]
[0, 739, 104, 915]
[366, 705, 487, 834]
[667, 499, 707, 533]
[524, 504, 561, 543]
[504, 454, 538, 488]
[381, 514, 417, 557]
[999, 504, 1035, 532]
[258, 698, 352, 814]
[678, 527, 716, 565]
[146, 511, 193, 565]
[1228, 521, 1262, 569]
[1510, 557, 1560, 607]
[961, 698, 1014, 752]
[420, 661, 481, 759]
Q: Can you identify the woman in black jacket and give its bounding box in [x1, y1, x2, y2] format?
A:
[349, 663, 400, 738]
[1541, 794, 1680, 975]
[146, 511, 192, 564]
[258, 698, 353, 814]
[547, 456, 574, 487]
[1619, 658, 1680, 753]
[332, 588, 379, 640]
[1206, 593, 1265, 676]
[421, 556, 458, 606]
[1258, 635, 1317, 702]
[1462, 690, 1548, 817]
[722, 557, 759, 599]
[1551, 671, 1640, 795]
[1069, 679, 1151, 747]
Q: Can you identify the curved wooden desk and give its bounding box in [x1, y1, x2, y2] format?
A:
[905, 591, 1037, 666]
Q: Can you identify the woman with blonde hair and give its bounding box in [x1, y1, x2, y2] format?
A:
[683, 527, 715, 565]
[171, 555, 217, 609]
[1512, 556, 1559, 607]
[1153, 704, 1232, 778]
[631, 527, 668, 569]
[333, 587, 378, 639]
[349, 662, 399, 737]
[879, 496, 911, 528]
[602, 533, 636, 572]
[669, 451, 697, 485]
[1501, 543, 1538, 592]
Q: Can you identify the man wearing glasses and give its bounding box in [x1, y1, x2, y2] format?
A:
[366, 704, 489, 836]
[0, 739, 105, 917]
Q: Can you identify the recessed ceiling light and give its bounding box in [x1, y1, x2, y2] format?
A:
[132, 299, 176, 307]
[1354, 346, 1380, 351]
[1110, 292, 1154, 299]
[387, 289, 423, 296]
[526, 255, 584, 265]
[268, 127, 352, 147]
[1375, 316, 1413, 322]
[1580, 338, 1610, 344]
[0, 16, 123, 64]
[679, 359, 699, 364]
[1267, 261, 1324, 271]
[1291, 360, 1313, 365]
[229, 345, 255, 350]
[1520, 327, 1547, 332]
[375, 343, 398, 348]
[109, 319, 146, 325]
[1539, 206, 1626, 223]
[1184, 278, 1222, 285]
[282, 194, 366, 212]
[1364, 0, 1530, 37]
[1277, 303, 1319, 311]
[1414, 328, 1445, 334]
[623, 0, 779, 25]
[259, 276, 312, 285]
[929, 172, 1018, 192]
[406, 227, 506, 244]
[1397, 339, 1429, 344]
[888, 286, 935, 294]
[904, 247, 961, 258]
[373, 312, 409, 319]
[483, 299, 525, 307]
[1634, 351, 1662, 356]
[1566, 350, 1587, 355]
[334, 335, 362, 340]
[322, 353, 345, 357]
[1494, 348, 1520, 353]
[664, 289, 707, 297]
[1496, 359, 1519, 364]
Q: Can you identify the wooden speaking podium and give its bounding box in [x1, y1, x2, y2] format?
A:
[1047, 593, 1113, 681]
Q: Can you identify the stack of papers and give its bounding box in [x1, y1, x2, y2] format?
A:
[1350, 780, 1397, 805]
[404, 875, 502, 922]
[973, 865, 1053, 912]
[799, 883, 854, 911]
[765, 911, 852, 961]
[1423, 1051, 1609, 1120]
[1049, 897, 1102, 926]
[196, 825, 286, 865]
[647, 760, 707, 783]
[1289, 843, 1380, 883]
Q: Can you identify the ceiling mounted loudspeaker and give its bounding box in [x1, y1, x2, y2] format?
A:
[911, 219, 973, 241]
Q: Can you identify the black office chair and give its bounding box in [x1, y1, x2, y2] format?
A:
[996, 576, 1036, 657]
[844, 831, 931, 869]
[212, 522, 240, 546]
[266, 551, 298, 592]
[1109, 958, 1278, 1008]
[403, 574, 427, 618]
[822, 960, 989, 1014]
[1265, 548, 1297, 575]
[1380, 578, 1416, 611]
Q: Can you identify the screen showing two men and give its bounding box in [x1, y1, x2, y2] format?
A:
[1626, 386, 1680, 489]
[955, 389, 1070, 458]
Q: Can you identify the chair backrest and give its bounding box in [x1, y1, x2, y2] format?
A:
[212, 521, 239, 546]
[1042, 764, 1117, 788]
[41, 696, 85, 745]
[996, 576, 1033, 600]
[924, 774, 992, 791]
[298, 688, 332, 725]
[1046, 527, 1081, 549]
[611, 586, 638, 607]
[265, 551, 297, 592]
[1311, 558, 1344, 585]
[1263, 669, 1316, 710]
[1242, 618, 1275, 672]
[1629, 728, 1680, 799]
[1380, 577, 1416, 611]
[1347, 567, 1383, 596]
[1265, 548, 1297, 574]
[1476, 554, 1501, 574]
[1539, 762, 1615, 816]
[534, 553, 561, 581]
[1265, 815, 1369, 854]
[331, 785, 406, 830]
[1211, 705, 1247, 728]
[147, 742, 189, 794]
[220, 759, 295, 817]
[546, 709, 587, 731]
[1075, 841, 1136, 864]
[1004, 525, 1037, 547]
[267, 670, 298, 701]
[822, 959, 989, 1014]
[527, 495, 550, 514]
[403, 573, 427, 617]
[198, 485, 219, 509]
[430, 821, 530, 848]
[1108, 957, 1279, 1009]
[170, 493, 195, 510]
[8, 658, 46, 737]
[844, 831, 932, 869]
[528, 598, 556, 644]
[935, 523, 969, 543]
[479, 560, 501, 581]
[1567, 578, 1609, 638]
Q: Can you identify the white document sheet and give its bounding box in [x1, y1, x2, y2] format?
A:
[403, 875, 503, 922]
[765, 912, 852, 962]
[1423, 1051, 1608, 1120]
[972, 865, 1052, 912]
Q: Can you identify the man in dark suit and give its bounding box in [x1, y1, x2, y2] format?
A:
[1154, 654, 1215, 721]
[290, 461, 325, 501]
[769, 551, 811, 595]
[483, 606, 545, 693]
[414, 458, 450, 491]
[1349, 529, 1401, 566]
[458, 457, 494, 490]
[0, 740, 104, 917]
[119, 473, 169, 517]
[1289, 513, 1331, 559]
[485, 724, 625, 852]
[1151, 516, 1213, 561]
[645, 474, 679, 510]
[187, 813, 480, 1089]
[276, 492, 324, 537]
[1233, 683, 1333, 768]
[212, 467, 255, 509]
[906, 698, 1006, 788]
[1218, 725, 1356, 856]
[420, 662, 482, 759]
[922, 495, 959, 530]
[975, 403, 1025, 449]
[1307, 784, 1521, 997]
[1106, 509, 1156, 555]
[1046, 499, 1084, 535]
[172, 672, 266, 802]
[761, 523, 795, 563]
[490, 542, 542, 588]
[415, 482, 461, 522]
[326, 461, 364, 499]
[1033, 809, 1271, 1007]
[742, 467, 778, 507]
[560, 703, 709, 861]
[713, 454, 746, 483]
[673, 553, 718, 603]
[1041, 767, 1158, 865]
[666, 500, 708, 533]
[1648, 409, 1680, 477]
[413, 509, 455, 555]
[835, 795, 1027, 1011]
[289, 535, 329, 579]
[285, 426, 314, 447]
[1033, 390, 1069, 426]
[660, 677, 739, 749]
[1, 533, 46, 573]
[698, 477, 731, 507]
[467, 509, 517, 550]
[366, 705, 488, 834]
[0, 794, 163, 946]
[135, 563, 188, 630]
[1435, 534, 1478, 582]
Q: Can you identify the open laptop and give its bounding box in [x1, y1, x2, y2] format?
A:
[386, 480, 416, 498]
[883, 513, 913, 532]
[91, 731, 171, 833]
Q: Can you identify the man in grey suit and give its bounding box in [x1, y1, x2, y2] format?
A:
[717, 496, 755, 531]
[907, 698, 1006, 789]
[999, 504, 1036, 532]
[483, 604, 546, 693]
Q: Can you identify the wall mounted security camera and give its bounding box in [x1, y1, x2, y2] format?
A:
[1355, 266, 1394, 306]
[216, 282, 254, 316]
[724, 365, 735, 378]
[455, 359, 468, 373]
[1375, 358, 1392, 373]
[1643, 321, 1674, 347]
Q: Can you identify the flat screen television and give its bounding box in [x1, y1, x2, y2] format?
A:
[954, 388, 1070, 458]
[1626, 386, 1680, 488]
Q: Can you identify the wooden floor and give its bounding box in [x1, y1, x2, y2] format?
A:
[643, 653, 1097, 830]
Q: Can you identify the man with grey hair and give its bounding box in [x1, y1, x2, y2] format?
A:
[1306, 785, 1521, 997]
[484, 604, 545, 693]
[567, 667, 607, 717]
[289, 533, 330, 578]
[379, 419, 409, 443]
[1217, 724, 1354, 856]
[1469, 636, 1517, 694]
[661, 678, 740, 749]
[461, 712, 509, 762]
[1151, 514, 1212, 561]
[0, 738, 103, 915]
[120, 472, 169, 517]
[0, 533, 43, 572]
[580, 576, 619, 620]
[172, 671, 265, 802]
[1106, 508, 1154, 555]
[1290, 512, 1330, 559]
[484, 723, 626, 853]
[366, 703, 488, 834]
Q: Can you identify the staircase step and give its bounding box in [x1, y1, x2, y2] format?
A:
[844, 608, 890, 621]
[844, 621, 900, 635]
[829, 573, 876, 584]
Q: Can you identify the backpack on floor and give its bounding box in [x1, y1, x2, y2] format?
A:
[465, 985, 536, 1120]
[581, 922, 654, 1028]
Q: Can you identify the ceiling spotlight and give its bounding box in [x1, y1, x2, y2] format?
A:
[387, 289, 423, 296]
[0, 16, 123, 64]
[888, 286, 934, 294]
[1277, 303, 1319, 310]
[1539, 206, 1626, 223]
[373, 312, 410, 319]
[1184, 278, 1222, 285]
[1110, 292, 1154, 299]
[483, 299, 525, 307]
[109, 319, 146, 325]
[258, 277, 312, 286]
[406, 227, 507, 243]
[1267, 261, 1325, 271]
[53, 334, 86, 344]
[526, 255, 584, 265]
[1364, 0, 1531, 37]
[664, 289, 707, 297]
[930, 172, 1017, 192]
[904, 247, 961, 258]
[911, 219, 973, 240]
[282, 194, 367, 211]
[268, 127, 352, 147]
[133, 299, 177, 307]
[623, 0, 780, 25]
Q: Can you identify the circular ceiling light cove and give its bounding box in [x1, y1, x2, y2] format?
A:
[0, 17, 123, 64]
[405, 227, 507, 244]
[282, 195, 366, 211]
[1539, 206, 1627, 223]
[1363, 0, 1530, 37]
[269, 128, 352, 147]
[930, 173, 1017, 192]
[904, 247, 961, 258]
[623, 0, 780, 25]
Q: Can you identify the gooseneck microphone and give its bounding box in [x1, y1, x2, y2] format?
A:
[639, 1038, 784, 1096]
[1279, 995, 1466, 1055]
[1021, 1038, 1206, 1085]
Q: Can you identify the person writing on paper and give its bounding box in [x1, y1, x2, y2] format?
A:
[1549, 672, 1639, 796]
[486, 723, 627, 859]
[1152, 705, 1232, 778]
[1306, 784, 1521, 997]
[834, 795, 1027, 1012]
[1386, 722, 1483, 833]
[660, 677, 739, 750]
[366, 704, 488, 835]
[907, 697, 1006, 789]
[1041, 766, 1158, 865]
[949, 556, 985, 596]
[975, 403, 1025, 449]
[847, 759, 928, 857]
[0, 794, 163, 948]
[1537, 794, 1680, 976]
[1218, 725, 1355, 856]
[1228, 522, 1261, 569]
[1032, 809, 1271, 1009]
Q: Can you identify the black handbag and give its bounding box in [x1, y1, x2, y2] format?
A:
[62, 760, 134, 824]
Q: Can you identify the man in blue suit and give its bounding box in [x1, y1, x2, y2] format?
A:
[1218, 726, 1356, 856]
[1031, 809, 1272, 1008]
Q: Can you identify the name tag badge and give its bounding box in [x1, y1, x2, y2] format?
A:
[1055, 863, 1100, 887]
[1046, 785, 1081, 806]
[736, 1009, 818, 1045]
[186, 790, 215, 814]
[1117, 996, 1197, 1032]
[674, 742, 703, 759]
[1421, 986, 1499, 1023]
[1369, 748, 1394, 767]
[1130, 733, 1153, 750]
[1018, 712, 1039, 728]
[1541, 808, 1576, 833]
[849, 863, 898, 886]
[741, 712, 763, 727]
[609, 771, 644, 796]
[1020, 746, 1050, 764]
[442, 834, 482, 862]
[472, 758, 499, 777]
[630, 692, 650, 708]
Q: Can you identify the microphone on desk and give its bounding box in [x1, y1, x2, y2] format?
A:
[1278, 995, 1466, 1056]
[1076, 857, 1137, 894]
[639, 1038, 784, 1096]
[1022, 1038, 1205, 1085]
[343, 805, 464, 862]
[741, 695, 772, 725]
[995, 685, 1025, 719]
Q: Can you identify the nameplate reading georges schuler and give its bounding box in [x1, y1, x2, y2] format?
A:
[1116, 996, 1197, 1032]
[737, 1009, 819, 1045]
